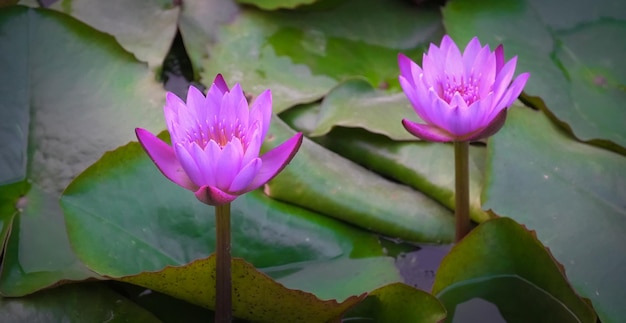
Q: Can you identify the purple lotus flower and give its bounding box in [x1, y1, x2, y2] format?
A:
[399, 35, 530, 142]
[135, 75, 303, 205]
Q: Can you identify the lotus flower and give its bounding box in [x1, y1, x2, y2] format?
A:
[399, 35, 530, 142]
[135, 75, 303, 205]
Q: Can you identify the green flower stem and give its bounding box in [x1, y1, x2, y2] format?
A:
[215, 203, 232, 323]
[454, 141, 470, 242]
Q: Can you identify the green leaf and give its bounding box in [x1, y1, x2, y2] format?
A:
[344, 282, 447, 323]
[483, 107, 625, 323]
[269, 257, 400, 302]
[0, 5, 167, 295]
[50, 0, 180, 68]
[433, 217, 596, 323]
[61, 132, 387, 276]
[442, 0, 626, 153]
[265, 116, 455, 243]
[309, 79, 421, 141]
[0, 283, 161, 322]
[201, 0, 443, 113]
[119, 255, 370, 323]
[317, 128, 491, 223]
[281, 104, 490, 223]
[177, 0, 239, 75]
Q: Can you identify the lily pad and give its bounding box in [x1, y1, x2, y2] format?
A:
[0, 283, 161, 322]
[309, 79, 421, 141]
[0, 5, 166, 295]
[264, 116, 455, 243]
[119, 255, 369, 323]
[281, 103, 491, 223]
[483, 107, 626, 323]
[201, 0, 443, 113]
[433, 217, 596, 323]
[345, 282, 447, 322]
[443, 0, 626, 153]
[50, 0, 180, 68]
[60, 132, 387, 276]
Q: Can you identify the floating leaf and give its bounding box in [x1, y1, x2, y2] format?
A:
[483, 107, 625, 322]
[119, 255, 367, 323]
[433, 217, 596, 323]
[281, 104, 490, 223]
[264, 116, 455, 243]
[0, 283, 161, 322]
[201, 0, 443, 113]
[0, 5, 166, 295]
[61, 131, 387, 276]
[345, 282, 447, 322]
[50, 0, 180, 68]
[309, 79, 420, 140]
[443, 0, 626, 152]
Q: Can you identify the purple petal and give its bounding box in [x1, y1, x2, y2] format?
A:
[174, 143, 204, 188]
[464, 109, 508, 141]
[439, 35, 455, 53]
[424, 91, 454, 132]
[422, 50, 442, 86]
[194, 185, 238, 206]
[443, 37, 465, 80]
[444, 93, 479, 136]
[246, 133, 303, 190]
[135, 128, 197, 191]
[190, 142, 216, 187]
[474, 47, 496, 96]
[492, 56, 518, 101]
[250, 89, 272, 140]
[462, 37, 483, 74]
[494, 44, 505, 74]
[398, 53, 413, 78]
[229, 158, 262, 193]
[489, 72, 530, 121]
[185, 86, 205, 116]
[242, 126, 263, 166]
[399, 76, 432, 124]
[402, 119, 455, 142]
[215, 139, 243, 190]
[164, 93, 185, 139]
[213, 74, 230, 94]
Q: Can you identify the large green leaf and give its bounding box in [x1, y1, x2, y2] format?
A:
[483, 107, 626, 323]
[177, 0, 239, 74]
[119, 255, 372, 323]
[433, 217, 596, 323]
[50, 0, 180, 68]
[0, 283, 161, 322]
[60, 132, 387, 277]
[309, 79, 420, 141]
[0, 5, 167, 295]
[344, 282, 447, 322]
[265, 116, 455, 243]
[201, 0, 443, 113]
[443, 0, 626, 153]
[47, 0, 240, 72]
[281, 102, 491, 223]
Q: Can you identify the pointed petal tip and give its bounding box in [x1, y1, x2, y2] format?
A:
[135, 128, 197, 191]
[213, 73, 230, 93]
[247, 132, 303, 190]
[402, 119, 454, 142]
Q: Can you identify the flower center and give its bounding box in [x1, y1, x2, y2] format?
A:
[185, 117, 248, 150]
[441, 75, 480, 105]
